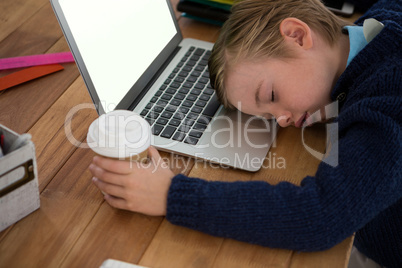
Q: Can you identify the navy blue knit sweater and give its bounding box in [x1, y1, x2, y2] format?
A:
[166, 1, 402, 267]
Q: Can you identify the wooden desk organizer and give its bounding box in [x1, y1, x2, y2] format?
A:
[0, 124, 40, 232]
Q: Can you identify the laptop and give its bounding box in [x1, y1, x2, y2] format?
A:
[50, 0, 277, 172]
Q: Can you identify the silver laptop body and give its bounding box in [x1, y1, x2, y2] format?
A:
[50, 0, 277, 172]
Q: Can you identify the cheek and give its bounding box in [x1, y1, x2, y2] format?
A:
[280, 81, 311, 106]
[301, 73, 330, 101]
[280, 82, 323, 112]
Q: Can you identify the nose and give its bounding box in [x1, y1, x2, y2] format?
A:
[274, 112, 293, 127]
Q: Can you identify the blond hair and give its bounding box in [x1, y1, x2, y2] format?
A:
[208, 0, 350, 109]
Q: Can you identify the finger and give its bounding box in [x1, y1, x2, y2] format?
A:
[89, 164, 127, 186]
[148, 146, 162, 162]
[148, 146, 168, 168]
[104, 194, 128, 210]
[92, 177, 125, 198]
[92, 156, 133, 174]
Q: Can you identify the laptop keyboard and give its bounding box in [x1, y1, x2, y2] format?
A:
[140, 46, 221, 145]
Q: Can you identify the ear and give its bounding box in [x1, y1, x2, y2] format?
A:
[280, 18, 313, 50]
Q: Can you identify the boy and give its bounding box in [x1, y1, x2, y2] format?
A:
[90, 0, 401, 267]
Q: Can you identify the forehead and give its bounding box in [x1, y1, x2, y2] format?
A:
[224, 60, 267, 108]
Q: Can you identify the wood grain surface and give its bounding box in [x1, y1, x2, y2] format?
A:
[0, 0, 356, 267]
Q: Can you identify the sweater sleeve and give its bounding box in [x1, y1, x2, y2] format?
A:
[166, 97, 401, 251]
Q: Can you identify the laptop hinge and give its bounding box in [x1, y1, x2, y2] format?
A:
[128, 46, 181, 110]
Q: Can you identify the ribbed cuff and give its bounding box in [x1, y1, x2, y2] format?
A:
[166, 174, 205, 229]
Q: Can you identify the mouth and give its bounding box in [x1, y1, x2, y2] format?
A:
[295, 112, 308, 128]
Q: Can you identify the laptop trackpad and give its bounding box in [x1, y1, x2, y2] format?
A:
[196, 110, 278, 171]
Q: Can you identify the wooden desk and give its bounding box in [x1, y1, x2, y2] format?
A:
[0, 0, 358, 267]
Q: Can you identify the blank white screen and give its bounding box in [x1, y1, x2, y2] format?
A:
[59, 0, 177, 111]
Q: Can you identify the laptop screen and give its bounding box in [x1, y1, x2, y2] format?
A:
[58, 0, 177, 112]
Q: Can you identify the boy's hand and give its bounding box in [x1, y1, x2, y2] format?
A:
[89, 146, 175, 216]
